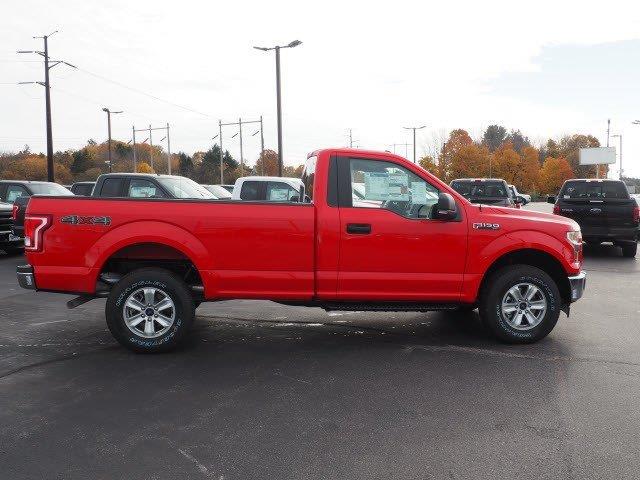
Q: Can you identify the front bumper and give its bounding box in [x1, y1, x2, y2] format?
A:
[568, 271, 586, 302]
[17, 264, 36, 290]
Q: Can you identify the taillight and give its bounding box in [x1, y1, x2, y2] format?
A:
[12, 204, 19, 220]
[633, 206, 639, 224]
[553, 203, 560, 215]
[23, 215, 51, 252]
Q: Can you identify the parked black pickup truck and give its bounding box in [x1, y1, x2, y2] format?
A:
[450, 178, 519, 207]
[0, 201, 22, 254]
[549, 179, 639, 257]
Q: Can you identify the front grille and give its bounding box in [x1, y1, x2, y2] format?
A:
[0, 211, 13, 232]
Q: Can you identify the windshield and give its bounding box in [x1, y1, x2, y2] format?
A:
[29, 183, 73, 196]
[157, 177, 215, 199]
[451, 181, 508, 198]
[203, 185, 232, 199]
[560, 181, 629, 200]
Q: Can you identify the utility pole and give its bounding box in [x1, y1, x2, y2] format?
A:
[148, 125, 154, 170]
[132, 125, 137, 171]
[133, 124, 170, 173]
[251, 117, 265, 174]
[18, 31, 76, 182]
[220, 117, 263, 177]
[238, 118, 244, 174]
[349, 129, 353, 148]
[219, 120, 224, 184]
[102, 108, 123, 173]
[254, 40, 303, 177]
[403, 125, 427, 163]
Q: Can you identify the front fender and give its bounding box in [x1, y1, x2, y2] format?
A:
[461, 230, 577, 303]
[473, 230, 575, 274]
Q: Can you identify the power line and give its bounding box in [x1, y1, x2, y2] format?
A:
[75, 67, 213, 118]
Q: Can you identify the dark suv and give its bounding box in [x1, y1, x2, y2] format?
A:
[549, 179, 639, 257]
[450, 178, 517, 207]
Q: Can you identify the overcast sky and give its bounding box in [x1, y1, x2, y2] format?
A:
[2, 0, 640, 177]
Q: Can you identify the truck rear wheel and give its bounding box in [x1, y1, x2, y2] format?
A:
[479, 265, 560, 344]
[105, 268, 195, 353]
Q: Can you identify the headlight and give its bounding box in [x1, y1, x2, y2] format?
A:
[566, 230, 583, 246]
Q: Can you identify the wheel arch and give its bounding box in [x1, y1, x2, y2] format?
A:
[478, 248, 571, 306]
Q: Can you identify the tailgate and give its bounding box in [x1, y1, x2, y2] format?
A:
[558, 198, 636, 232]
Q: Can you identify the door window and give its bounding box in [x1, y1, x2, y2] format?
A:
[100, 178, 123, 197]
[240, 181, 261, 200]
[266, 182, 298, 201]
[348, 159, 439, 219]
[6, 185, 29, 203]
[128, 179, 164, 198]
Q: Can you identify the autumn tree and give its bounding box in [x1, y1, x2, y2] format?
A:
[418, 155, 439, 177]
[539, 157, 574, 194]
[491, 144, 522, 185]
[283, 165, 304, 177]
[439, 129, 473, 182]
[136, 161, 154, 173]
[254, 149, 279, 176]
[449, 144, 490, 179]
[520, 146, 541, 193]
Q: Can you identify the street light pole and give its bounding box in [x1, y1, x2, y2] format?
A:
[403, 125, 427, 163]
[254, 40, 302, 177]
[102, 108, 123, 173]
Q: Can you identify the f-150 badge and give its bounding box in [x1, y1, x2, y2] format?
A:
[61, 215, 111, 226]
[473, 223, 500, 230]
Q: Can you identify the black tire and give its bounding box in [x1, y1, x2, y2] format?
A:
[105, 268, 195, 353]
[479, 265, 561, 344]
[621, 242, 637, 258]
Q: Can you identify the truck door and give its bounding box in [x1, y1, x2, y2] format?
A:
[336, 155, 467, 302]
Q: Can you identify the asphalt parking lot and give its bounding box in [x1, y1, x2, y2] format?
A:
[1, 203, 639, 480]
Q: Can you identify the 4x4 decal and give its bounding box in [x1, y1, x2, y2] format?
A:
[61, 215, 111, 226]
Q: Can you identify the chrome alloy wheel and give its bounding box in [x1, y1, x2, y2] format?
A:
[122, 287, 176, 338]
[501, 282, 547, 331]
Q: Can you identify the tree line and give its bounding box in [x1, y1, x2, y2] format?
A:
[0, 141, 302, 185]
[0, 124, 625, 194]
[419, 125, 608, 195]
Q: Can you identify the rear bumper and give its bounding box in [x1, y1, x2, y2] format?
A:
[16, 264, 36, 290]
[581, 225, 639, 242]
[568, 271, 586, 302]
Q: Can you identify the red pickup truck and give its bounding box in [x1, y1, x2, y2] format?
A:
[17, 148, 586, 352]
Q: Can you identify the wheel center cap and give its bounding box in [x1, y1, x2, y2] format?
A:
[519, 302, 528, 310]
[145, 308, 154, 316]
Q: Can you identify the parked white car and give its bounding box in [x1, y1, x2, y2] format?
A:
[508, 184, 531, 204]
[232, 176, 304, 202]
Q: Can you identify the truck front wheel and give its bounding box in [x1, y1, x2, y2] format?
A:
[479, 265, 561, 344]
[106, 268, 195, 353]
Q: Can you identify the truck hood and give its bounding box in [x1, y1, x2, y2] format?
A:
[473, 204, 580, 231]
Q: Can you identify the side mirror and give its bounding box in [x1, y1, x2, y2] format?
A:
[515, 196, 527, 205]
[434, 192, 458, 220]
[289, 195, 300, 202]
[547, 195, 556, 204]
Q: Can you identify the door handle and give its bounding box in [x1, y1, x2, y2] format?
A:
[346, 223, 371, 234]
